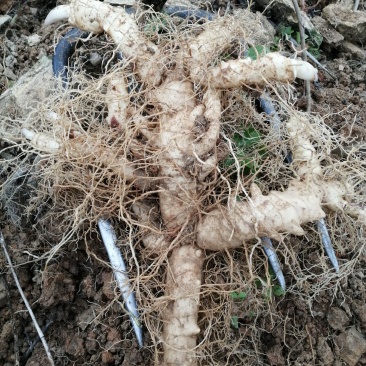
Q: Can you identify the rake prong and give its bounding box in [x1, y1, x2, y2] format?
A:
[316, 218, 339, 272]
[261, 237, 286, 291]
[98, 219, 143, 347]
[259, 95, 339, 272]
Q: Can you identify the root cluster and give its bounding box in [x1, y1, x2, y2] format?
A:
[1, 3, 365, 365]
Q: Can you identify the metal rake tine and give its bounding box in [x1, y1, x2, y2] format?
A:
[98, 219, 143, 347]
[261, 237, 286, 291]
[51, 30, 144, 347]
[259, 94, 339, 272]
[316, 218, 339, 272]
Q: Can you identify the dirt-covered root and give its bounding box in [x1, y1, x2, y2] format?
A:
[189, 53, 318, 87]
[197, 114, 365, 251]
[196, 179, 348, 250]
[3, 2, 365, 365]
[163, 244, 204, 366]
[46, 0, 163, 85]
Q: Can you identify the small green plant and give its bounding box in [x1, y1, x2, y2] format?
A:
[230, 291, 248, 329]
[246, 45, 270, 60]
[230, 291, 248, 300]
[255, 268, 286, 300]
[272, 25, 323, 59]
[143, 13, 170, 36]
[223, 126, 267, 177]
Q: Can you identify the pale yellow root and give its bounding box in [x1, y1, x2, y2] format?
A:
[163, 244, 204, 366]
[22, 129, 146, 182]
[105, 71, 130, 130]
[186, 13, 317, 86]
[197, 115, 365, 251]
[131, 201, 171, 252]
[68, 0, 163, 85]
[189, 53, 318, 87]
[34, 4, 363, 365]
[196, 180, 347, 251]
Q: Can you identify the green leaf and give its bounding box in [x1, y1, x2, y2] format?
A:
[309, 29, 323, 47]
[231, 315, 239, 329]
[273, 285, 285, 297]
[230, 291, 247, 300]
[280, 25, 293, 37]
[246, 45, 270, 60]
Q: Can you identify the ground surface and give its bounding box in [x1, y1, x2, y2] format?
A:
[1, 0, 366, 365]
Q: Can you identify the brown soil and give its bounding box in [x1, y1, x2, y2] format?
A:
[1, 1, 366, 366]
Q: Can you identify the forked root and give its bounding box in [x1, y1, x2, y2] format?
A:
[197, 115, 365, 251]
[27, 1, 365, 364]
[196, 179, 347, 251]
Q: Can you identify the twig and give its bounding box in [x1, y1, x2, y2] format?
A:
[1, 274, 20, 365]
[353, 0, 360, 11]
[0, 232, 55, 366]
[291, 0, 312, 112]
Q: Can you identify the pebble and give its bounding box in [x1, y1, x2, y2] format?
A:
[102, 350, 115, 364]
[317, 337, 334, 365]
[327, 307, 350, 330]
[29, 7, 38, 15]
[0, 15, 11, 28]
[5, 40, 17, 53]
[27, 34, 41, 46]
[334, 327, 366, 366]
[3, 68, 17, 80]
[89, 52, 102, 66]
[5, 54, 17, 68]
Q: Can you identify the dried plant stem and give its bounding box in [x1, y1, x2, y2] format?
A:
[0, 232, 55, 366]
[291, 0, 312, 112]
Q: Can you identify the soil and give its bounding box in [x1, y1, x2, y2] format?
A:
[1, 0, 366, 366]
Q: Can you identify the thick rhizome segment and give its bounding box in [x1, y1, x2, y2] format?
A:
[2, 1, 365, 365]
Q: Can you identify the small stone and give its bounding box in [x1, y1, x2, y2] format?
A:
[0, 15, 11, 28]
[351, 299, 366, 324]
[341, 41, 366, 60]
[334, 327, 366, 366]
[0, 0, 13, 13]
[5, 54, 16, 68]
[102, 350, 115, 364]
[27, 34, 41, 47]
[102, 272, 115, 300]
[89, 52, 102, 66]
[0, 321, 13, 342]
[107, 328, 120, 342]
[323, 4, 366, 44]
[317, 337, 334, 365]
[266, 344, 285, 365]
[327, 307, 349, 330]
[5, 40, 17, 53]
[312, 16, 344, 46]
[65, 335, 85, 357]
[29, 7, 38, 15]
[3, 68, 17, 80]
[77, 307, 97, 331]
